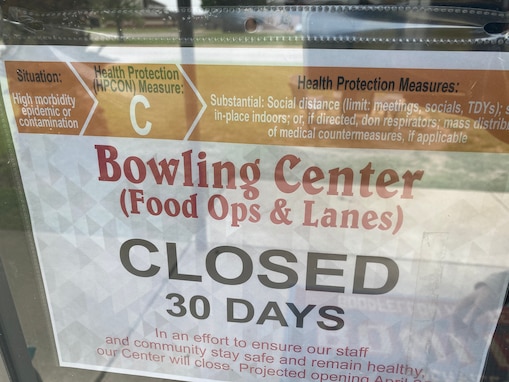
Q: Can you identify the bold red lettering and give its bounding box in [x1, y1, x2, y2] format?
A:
[124, 156, 146, 183]
[95, 145, 121, 181]
[274, 154, 300, 193]
[376, 169, 399, 198]
[401, 170, 425, 199]
[146, 158, 180, 185]
[302, 166, 324, 195]
[359, 162, 375, 197]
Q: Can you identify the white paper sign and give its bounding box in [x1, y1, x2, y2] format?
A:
[2, 46, 509, 382]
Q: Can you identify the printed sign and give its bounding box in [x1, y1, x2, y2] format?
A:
[2, 46, 509, 382]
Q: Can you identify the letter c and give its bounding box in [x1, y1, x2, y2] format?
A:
[120, 239, 160, 277]
[130, 95, 152, 136]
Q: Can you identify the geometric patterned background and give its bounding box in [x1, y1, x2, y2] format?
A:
[10, 133, 509, 381]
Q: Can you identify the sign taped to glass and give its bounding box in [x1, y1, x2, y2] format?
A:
[1, 46, 509, 382]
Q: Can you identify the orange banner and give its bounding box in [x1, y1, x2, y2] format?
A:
[6, 61, 509, 153]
